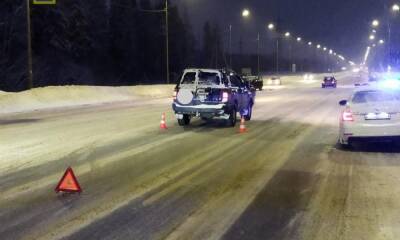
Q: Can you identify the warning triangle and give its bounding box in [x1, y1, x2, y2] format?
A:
[55, 167, 82, 193]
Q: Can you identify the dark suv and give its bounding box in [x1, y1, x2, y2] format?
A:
[322, 76, 337, 88]
[172, 69, 256, 127]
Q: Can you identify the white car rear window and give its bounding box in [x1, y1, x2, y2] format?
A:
[352, 90, 400, 103]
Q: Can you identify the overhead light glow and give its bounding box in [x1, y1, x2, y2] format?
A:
[242, 9, 250, 17]
[393, 4, 400, 12]
[372, 19, 379, 27]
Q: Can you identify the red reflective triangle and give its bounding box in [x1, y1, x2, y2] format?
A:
[55, 167, 82, 193]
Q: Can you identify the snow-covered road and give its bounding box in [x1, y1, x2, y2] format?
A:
[2, 73, 400, 240]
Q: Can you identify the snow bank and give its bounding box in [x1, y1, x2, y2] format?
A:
[0, 85, 175, 115]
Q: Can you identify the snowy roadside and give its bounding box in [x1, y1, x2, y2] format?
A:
[0, 72, 351, 115]
[0, 85, 175, 115]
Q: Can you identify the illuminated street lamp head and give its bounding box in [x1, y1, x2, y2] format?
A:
[308, 41, 312, 46]
[267, 23, 275, 30]
[284, 32, 290, 37]
[379, 39, 385, 44]
[329, 49, 333, 54]
[369, 34, 375, 40]
[323, 47, 327, 51]
[317, 44, 321, 49]
[393, 4, 400, 12]
[296, 37, 302, 42]
[242, 9, 250, 18]
[372, 19, 379, 27]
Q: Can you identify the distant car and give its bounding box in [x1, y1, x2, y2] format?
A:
[242, 75, 263, 91]
[172, 69, 256, 127]
[322, 76, 337, 88]
[338, 85, 400, 147]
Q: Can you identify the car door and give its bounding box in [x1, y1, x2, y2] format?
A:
[229, 75, 243, 110]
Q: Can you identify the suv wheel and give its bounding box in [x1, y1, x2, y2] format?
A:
[178, 114, 191, 126]
[227, 108, 237, 127]
[244, 104, 253, 121]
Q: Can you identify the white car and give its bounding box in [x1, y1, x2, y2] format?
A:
[339, 85, 400, 147]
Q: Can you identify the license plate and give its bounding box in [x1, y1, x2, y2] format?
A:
[365, 112, 391, 120]
[176, 114, 183, 119]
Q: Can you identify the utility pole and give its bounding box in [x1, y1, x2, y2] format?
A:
[165, 0, 170, 84]
[26, 0, 33, 89]
[276, 39, 279, 75]
[229, 25, 232, 69]
[257, 32, 260, 77]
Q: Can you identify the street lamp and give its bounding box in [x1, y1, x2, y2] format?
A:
[393, 4, 400, 12]
[308, 41, 312, 46]
[379, 39, 385, 44]
[372, 19, 380, 27]
[242, 9, 250, 18]
[296, 37, 302, 42]
[267, 23, 275, 30]
[284, 32, 291, 37]
[316, 44, 321, 49]
[369, 34, 375, 40]
[323, 47, 327, 51]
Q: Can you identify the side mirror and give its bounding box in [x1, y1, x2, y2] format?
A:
[339, 100, 347, 106]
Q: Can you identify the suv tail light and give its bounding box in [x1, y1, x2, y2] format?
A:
[342, 109, 354, 121]
[222, 92, 229, 102]
[173, 90, 178, 100]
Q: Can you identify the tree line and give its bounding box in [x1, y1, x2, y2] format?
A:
[0, 0, 336, 92]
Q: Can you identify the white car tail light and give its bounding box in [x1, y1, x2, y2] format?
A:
[342, 109, 354, 121]
[222, 92, 229, 102]
[173, 90, 178, 100]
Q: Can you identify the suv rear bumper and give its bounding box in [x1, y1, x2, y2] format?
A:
[172, 102, 232, 118]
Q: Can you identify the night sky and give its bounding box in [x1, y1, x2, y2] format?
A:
[174, 0, 386, 62]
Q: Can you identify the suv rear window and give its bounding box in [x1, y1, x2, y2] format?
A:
[181, 72, 196, 84]
[198, 72, 220, 85]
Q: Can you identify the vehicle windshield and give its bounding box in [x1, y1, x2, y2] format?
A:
[352, 90, 400, 103]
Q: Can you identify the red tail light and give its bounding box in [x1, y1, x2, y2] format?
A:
[342, 109, 353, 121]
[222, 92, 229, 102]
[173, 90, 178, 100]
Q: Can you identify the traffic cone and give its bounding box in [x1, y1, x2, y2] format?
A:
[160, 113, 167, 129]
[239, 116, 247, 133]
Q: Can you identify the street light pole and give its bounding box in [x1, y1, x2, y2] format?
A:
[26, 0, 33, 89]
[276, 38, 279, 75]
[257, 32, 260, 77]
[229, 25, 232, 68]
[165, 0, 170, 84]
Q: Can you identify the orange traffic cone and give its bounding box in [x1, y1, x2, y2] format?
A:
[160, 113, 167, 129]
[239, 117, 247, 133]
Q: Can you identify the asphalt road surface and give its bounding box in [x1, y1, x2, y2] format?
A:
[2, 74, 400, 240]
